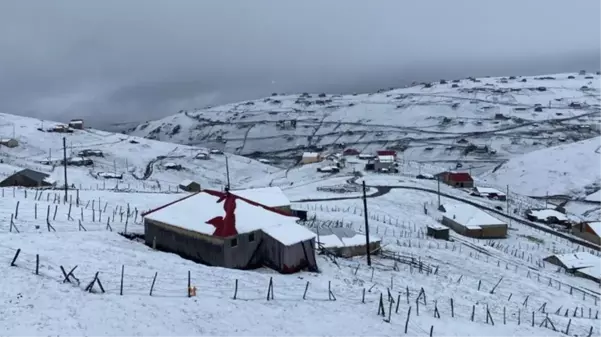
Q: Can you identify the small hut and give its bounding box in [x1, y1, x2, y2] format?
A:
[179, 180, 201, 192]
[427, 224, 449, 240]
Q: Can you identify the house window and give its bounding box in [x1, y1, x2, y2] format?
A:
[248, 233, 255, 242]
[230, 238, 238, 247]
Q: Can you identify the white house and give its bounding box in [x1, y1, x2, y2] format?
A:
[441, 203, 508, 238]
[301, 152, 321, 164]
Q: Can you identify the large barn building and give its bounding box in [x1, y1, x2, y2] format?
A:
[441, 203, 508, 238]
[436, 172, 474, 188]
[0, 169, 55, 188]
[142, 189, 317, 274]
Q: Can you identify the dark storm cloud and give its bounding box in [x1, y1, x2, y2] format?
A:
[0, 0, 599, 127]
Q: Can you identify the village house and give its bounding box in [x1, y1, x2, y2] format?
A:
[301, 152, 321, 164]
[441, 203, 508, 238]
[357, 153, 376, 160]
[471, 186, 507, 201]
[525, 209, 570, 226]
[179, 180, 201, 192]
[0, 169, 56, 188]
[571, 221, 601, 245]
[377, 150, 397, 160]
[343, 148, 360, 156]
[436, 171, 474, 188]
[68, 119, 84, 130]
[142, 189, 318, 274]
[313, 227, 381, 258]
[543, 252, 600, 283]
[373, 152, 396, 172]
[0, 138, 18, 148]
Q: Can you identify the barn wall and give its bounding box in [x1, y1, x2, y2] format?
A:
[144, 219, 225, 266]
[571, 229, 601, 245]
[0, 175, 39, 188]
[223, 230, 264, 269]
[441, 217, 467, 235]
[480, 225, 508, 238]
[261, 235, 318, 273]
[281, 239, 318, 273]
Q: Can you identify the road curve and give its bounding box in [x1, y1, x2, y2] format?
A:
[292, 181, 601, 251]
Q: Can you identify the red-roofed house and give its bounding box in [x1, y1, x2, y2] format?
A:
[377, 150, 397, 160]
[142, 189, 318, 274]
[437, 171, 474, 188]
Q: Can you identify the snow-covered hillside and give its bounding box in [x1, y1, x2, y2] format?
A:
[0, 113, 278, 191]
[1, 181, 599, 336]
[480, 137, 601, 198]
[128, 72, 601, 174]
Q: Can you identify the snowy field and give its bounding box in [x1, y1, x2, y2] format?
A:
[1, 183, 599, 336]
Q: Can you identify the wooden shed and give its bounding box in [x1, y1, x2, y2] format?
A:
[427, 225, 450, 240]
[142, 189, 317, 274]
[179, 180, 201, 192]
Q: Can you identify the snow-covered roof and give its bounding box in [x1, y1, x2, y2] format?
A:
[443, 203, 506, 228]
[530, 209, 568, 222]
[377, 155, 395, 163]
[550, 252, 599, 269]
[576, 264, 600, 280]
[587, 222, 601, 237]
[0, 138, 16, 142]
[144, 191, 313, 245]
[475, 186, 505, 195]
[229, 186, 290, 207]
[179, 179, 195, 186]
[43, 177, 56, 185]
[164, 162, 178, 167]
[315, 228, 380, 249]
[302, 152, 320, 158]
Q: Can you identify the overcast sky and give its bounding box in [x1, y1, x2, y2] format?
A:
[0, 0, 599, 128]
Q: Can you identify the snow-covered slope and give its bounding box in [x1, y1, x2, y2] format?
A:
[128, 72, 601, 173]
[0, 113, 278, 191]
[480, 136, 601, 198]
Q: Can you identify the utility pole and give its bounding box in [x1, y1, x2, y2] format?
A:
[362, 180, 371, 267]
[225, 155, 231, 192]
[506, 185, 510, 212]
[62, 137, 68, 202]
[437, 176, 441, 208]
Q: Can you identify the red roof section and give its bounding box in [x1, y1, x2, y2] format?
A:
[448, 172, 473, 182]
[142, 188, 298, 238]
[377, 150, 396, 156]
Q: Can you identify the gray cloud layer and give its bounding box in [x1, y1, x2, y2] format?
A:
[0, 0, 599, 127]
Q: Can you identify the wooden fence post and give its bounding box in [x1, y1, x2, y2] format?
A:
[149, 272, 157, 296]
[120, 265, 124, 296]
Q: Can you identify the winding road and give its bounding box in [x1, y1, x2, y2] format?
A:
[292, 179, 601, 251]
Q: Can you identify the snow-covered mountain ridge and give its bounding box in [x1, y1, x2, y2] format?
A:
[128, 72, 600, 176]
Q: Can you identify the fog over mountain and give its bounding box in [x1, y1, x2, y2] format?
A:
[0, 0, 599, 128]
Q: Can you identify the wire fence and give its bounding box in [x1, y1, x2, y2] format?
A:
[1, 244, 598, 337]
